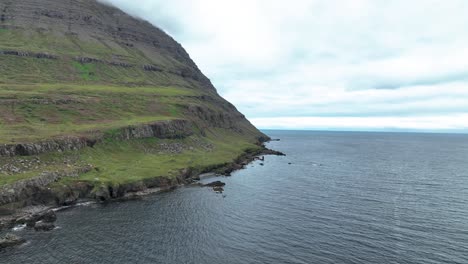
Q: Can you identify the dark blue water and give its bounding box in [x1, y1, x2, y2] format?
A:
[2, 131, 468, 264]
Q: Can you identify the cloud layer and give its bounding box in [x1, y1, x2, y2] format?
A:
[102, 0, 468, 132]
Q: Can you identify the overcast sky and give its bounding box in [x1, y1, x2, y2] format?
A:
[102, 0, 468, 132]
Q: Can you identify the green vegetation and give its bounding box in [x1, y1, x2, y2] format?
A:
[0, 84, 202, 143]
[72, 62, 98, 81]
[0, 129, 260, 188]
[0, 80, 263, 189]
[67, 130, 258, 185]
[0, 26, 264, 193]
[0, 165, 79, 186]
[0, 29, 192, 86]
[0, 29, 135, 61]
[0, 55, 195, 86]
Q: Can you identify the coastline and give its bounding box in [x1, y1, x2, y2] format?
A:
[0, 143, 285, 234]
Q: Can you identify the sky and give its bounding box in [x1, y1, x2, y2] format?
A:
[101, 0, 468, 132]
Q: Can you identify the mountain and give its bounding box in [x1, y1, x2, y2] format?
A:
[0, 0, 269, 214]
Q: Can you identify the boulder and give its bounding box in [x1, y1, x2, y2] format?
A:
[204, 181, 226, 187]
[34, 222, 55, 231]
[213, 186, 224, 193]
[16, 215, 39, 227]
[93, 186, 111, 201]
[16, 209, 57, 228]
[41, 210, 57, 223]
[0, 233, 26, 248]
[262, 149, 286, 156]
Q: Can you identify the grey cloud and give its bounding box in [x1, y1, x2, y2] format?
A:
[351, 72, 468, 90]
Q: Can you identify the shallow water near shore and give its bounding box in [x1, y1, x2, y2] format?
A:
[2, 131, 468, 264]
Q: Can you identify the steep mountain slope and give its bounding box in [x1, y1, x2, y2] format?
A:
[0, 0, 269, 212]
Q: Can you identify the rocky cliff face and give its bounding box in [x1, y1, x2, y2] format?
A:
[0, 120, 194, 157]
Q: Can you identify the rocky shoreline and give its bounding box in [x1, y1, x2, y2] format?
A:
[0, 144, 285, 248]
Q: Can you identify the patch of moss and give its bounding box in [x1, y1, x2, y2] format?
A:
[72, 62, 98, 81]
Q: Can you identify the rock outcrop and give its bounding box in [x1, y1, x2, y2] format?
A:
[34, 222, 55, 231]
[0, 50, 58, 59]
[0, 233, 26, 249]
[204, 181, 226, 187]
[0, 167, 93, 207]
[117, 119, 193, 141]
[0, 119, 194, 157]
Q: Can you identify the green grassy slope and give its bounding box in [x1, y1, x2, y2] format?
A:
[0, 84, 196, 143]
[0, 28, 200, 87]
[0, 130, 262, 187]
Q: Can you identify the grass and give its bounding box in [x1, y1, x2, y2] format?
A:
[62, 129, 260, 185]
[72, 62, 98, 81]
[0, 129, 261, 188]
[0, 164, 80, 186]
[0, 29, 130, 60]
[0, 27, 265, 191]
[0, 55, 197, 87]
[0, 28, 197, 87]
[0, 83, 203, 143]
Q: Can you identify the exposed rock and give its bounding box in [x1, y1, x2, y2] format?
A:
[116, 120, 194, 141]
[0, 120, 194, 157]
[185, 105, 243, 129]
[0, 166, 93, 207]
[40, 210, 57, 223]
[15, 209, 57, 228]
[109, 61, 133, 68]
[16, 214, 39, 227]
[204, 181, 226, 187]
[158, 142, 185, 154]
[34, 222, 55, 231]
[213, 186, 224, 193]
[0, 233, 26, 248]
[0, 137, 97, 157]
[262, 149, 286, 156]
[143, 64, 163, 72]
[74, 56, 103, 64]
[93, 186, 111, 202]
[0, 50, 58, 59]
[35, 52, 58, 59]
[75, 56, 136, 68]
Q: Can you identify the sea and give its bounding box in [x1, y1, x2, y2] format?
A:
[1, 130, 468, 264]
